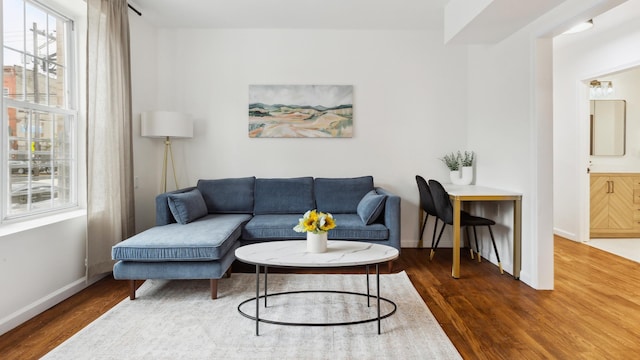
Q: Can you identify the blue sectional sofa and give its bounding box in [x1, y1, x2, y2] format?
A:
[112, 176, 401, 299]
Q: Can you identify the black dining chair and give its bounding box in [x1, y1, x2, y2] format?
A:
[428, 179, 503, 274]
[417, 175, 475, 261]
[415, 175, 441, 257]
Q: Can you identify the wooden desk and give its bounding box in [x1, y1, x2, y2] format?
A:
[443, 184, 522, 279]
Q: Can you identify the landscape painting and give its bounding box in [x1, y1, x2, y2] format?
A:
[249, 85, 353, 138]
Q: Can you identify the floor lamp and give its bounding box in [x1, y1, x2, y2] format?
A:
[141, 111, 193, 192]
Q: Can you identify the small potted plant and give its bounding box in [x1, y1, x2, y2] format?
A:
[440, 151, 474, 185]
[293, 209, 336, 253]
[441, 152, 460, 172]
[460, 151, 474, 168]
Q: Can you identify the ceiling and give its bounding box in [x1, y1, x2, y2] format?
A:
[130, 0, 636, 44]
[131, 0, 451, 30]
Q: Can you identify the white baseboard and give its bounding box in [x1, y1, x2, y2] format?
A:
[0, 273, 107, 336]
[553, 228, 577, 241]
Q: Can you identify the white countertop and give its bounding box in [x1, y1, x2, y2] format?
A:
[235, 240, 399, 267]
[443, 184, 522, 197]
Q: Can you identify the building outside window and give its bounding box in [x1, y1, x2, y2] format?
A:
[2, 0, 77, 220]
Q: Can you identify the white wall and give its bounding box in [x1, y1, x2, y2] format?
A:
[137, 28, 470, 247]
[466, 34, 553, 288]
[130, 11, 160, 234]
[553, 0, 640, 242]
[0, 213, 87, 335]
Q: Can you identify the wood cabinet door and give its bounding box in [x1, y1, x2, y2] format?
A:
[608, 177, 634, 229]
[590, 175, 610, 229]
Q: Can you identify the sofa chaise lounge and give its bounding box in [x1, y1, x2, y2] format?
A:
[112, 176, 401, 299]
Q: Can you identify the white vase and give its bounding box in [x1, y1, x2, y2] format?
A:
[306, 232, 328, 253]
[449, 170, 461, 184]
[450, 166, 473, 185]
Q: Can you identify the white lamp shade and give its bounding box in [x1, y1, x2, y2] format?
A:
[141, 111, 193, 138]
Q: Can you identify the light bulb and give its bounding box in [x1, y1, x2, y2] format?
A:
[596, 86, 603, 97]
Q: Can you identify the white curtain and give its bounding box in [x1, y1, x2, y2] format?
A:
[86, 0, 135, 277]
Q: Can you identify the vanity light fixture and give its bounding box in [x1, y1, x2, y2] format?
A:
[590, 80, 614, 98]
[563, 19, 593, 34]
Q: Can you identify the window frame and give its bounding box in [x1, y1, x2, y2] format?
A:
[1, 0, 79, 222]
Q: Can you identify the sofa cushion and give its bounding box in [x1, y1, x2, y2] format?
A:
[254, 177, 315, 215]
[314, 176, 374, 214]
[242, 214, 306, 240]
[112, 214, 251, 261]
[357, 190, 387, 225]
[197, 177, 255, 214]
[328, 214, 389, 240]
[242, 214, 388, 241]
[113, 247, 238, 280]
[167, 189, 208, 224]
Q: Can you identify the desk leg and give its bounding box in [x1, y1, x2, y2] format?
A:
[513, 198, 522, 279]
[452, 197, 461, 278]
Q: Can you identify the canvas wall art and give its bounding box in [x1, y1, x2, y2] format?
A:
[248, 85, 353, 138]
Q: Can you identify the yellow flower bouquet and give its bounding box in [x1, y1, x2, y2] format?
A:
[293, 209, 336, 234]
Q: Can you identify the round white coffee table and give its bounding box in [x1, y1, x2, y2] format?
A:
[235, 240, 399, 335]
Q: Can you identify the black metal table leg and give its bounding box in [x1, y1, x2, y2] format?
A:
[376, 263, 381, 334]
[264, 266, 268, 308]
[236, 253, 398, 336]
[366, 265, 370, 307]
[255, 264, 260, 336]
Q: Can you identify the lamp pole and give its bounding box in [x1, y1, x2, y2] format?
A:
[161, 136, 180, 193]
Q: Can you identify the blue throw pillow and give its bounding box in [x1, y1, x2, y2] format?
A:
[167, 189, 208, 224]
[357, 190, 387, 225]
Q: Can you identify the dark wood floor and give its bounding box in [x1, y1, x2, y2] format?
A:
[1, 236, 639, 359]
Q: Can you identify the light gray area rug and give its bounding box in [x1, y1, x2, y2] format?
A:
[43, 271, 461, 359]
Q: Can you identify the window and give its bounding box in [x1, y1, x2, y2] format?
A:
[2, 0, 77, 219]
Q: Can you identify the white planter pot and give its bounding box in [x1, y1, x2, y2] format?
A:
[306, 232, 328, 253]
[449, 170, 460, 184]
[450, 166, 473, 185]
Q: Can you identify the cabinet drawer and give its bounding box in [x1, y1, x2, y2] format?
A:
[634, 177, 640, 189]
[635, 190, 640, 204]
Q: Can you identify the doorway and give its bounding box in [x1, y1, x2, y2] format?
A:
[552, 1, 640, 264]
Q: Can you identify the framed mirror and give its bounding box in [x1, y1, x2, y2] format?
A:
[590, 100, 626, 156]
